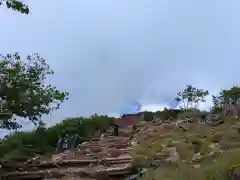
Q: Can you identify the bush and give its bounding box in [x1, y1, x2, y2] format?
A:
[155, 109, 182, 120]
[142, 111, 154, 121]
[0, 115, 114, 161]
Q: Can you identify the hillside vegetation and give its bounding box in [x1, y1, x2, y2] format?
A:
[132, 118, 240, 180]
[0, 115, 114, 161]
[130, 85, 240, 180]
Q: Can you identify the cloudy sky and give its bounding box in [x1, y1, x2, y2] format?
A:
[0, 0, 240, 131]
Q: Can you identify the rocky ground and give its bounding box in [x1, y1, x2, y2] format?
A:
[132, 119, 240, 180]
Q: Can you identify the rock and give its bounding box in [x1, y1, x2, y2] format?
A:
[171, 140, 182, 145]
[232, 171, 240, 180]
[51, 151, 74, 161]
[130, 138, 138, 147]
[178, 125, 188, 132]
[95, 172, 111, 180]
[165, 147, 180, 163]
[193, 164, 201, 169]
[52, 153, 62, 162]
[75, 150, 85, 157]
[209, 143, 220, 150]
[208, 143, 223, 155]
[192, 152, 203, 161]
[109, 149, 121, 157]
[162, 123, 176, 130]
[91, 147, 102, 153]
[153, 152, 169, 160]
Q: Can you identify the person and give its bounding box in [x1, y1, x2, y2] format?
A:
[111, 123, 119, 136]
[62, 134, 69, 150]
[56, 138, 63, 152]
[132, 124, 136, 131]
[114, 124, 119, 136]
[100, 133, 104, 141]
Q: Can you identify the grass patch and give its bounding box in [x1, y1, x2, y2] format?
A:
[141, 149, 240, 180]
[133, 121, 240, 180]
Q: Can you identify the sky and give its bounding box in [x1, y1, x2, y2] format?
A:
[1, 0, 240, 132]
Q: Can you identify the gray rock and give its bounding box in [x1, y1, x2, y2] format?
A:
[165, 147, 179, 162]
[192, 152, 203, 161]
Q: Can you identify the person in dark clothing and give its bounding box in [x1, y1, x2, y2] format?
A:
[132, 124, 136, 131]
[114, 125, 119, 136]
[111, 123, 119, 136]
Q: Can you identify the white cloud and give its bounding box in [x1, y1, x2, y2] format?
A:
[105, 112, 121, 118]
[197, 95, 214, 111]
[140, 104, 170, 112]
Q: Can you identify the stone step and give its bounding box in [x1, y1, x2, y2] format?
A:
[83, 147, 132, 158]
[105, 136, 130, 140]
[103, 147, 133, 153]
[82, 137, 129, 143]
[4, 164, 134, 180]
[78, 142, 130, 150]
[87, 133, 131, 142]
[108, 144, 129, 149]
[4, 155, 132, 171]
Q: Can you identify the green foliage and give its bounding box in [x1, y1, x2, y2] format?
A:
[177, 108, 208, 120]
[0, 0, 29, 14]
[139, 108, 208, 122]
[155, 108, 182, 120]
[0, 53, 69, 130]
[0, 115, 114, 161]
[142, 111, 154, 121]
[213, 86, 240, 108]
[175, 85, 209, 109]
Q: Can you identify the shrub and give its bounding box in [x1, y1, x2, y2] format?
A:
[0, 115, 114, 161]
[177, 109, 206, 121]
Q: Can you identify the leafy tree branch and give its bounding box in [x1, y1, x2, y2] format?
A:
[0, 53, 69, 130]
[0, 0, 29, 14]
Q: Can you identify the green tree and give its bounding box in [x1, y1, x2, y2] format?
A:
[213, 86, 240, 107]
[175, 85, 209, 110]
[0, 0, 29, 14]
[0, 53, 69, 130]
[212, 86, 240, 113]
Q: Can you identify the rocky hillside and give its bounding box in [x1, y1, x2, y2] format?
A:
[132, 118, 240, 180]
[2, 107, 240, 180]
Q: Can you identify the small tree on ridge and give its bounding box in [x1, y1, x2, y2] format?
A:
[175, 85, 209, 110]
